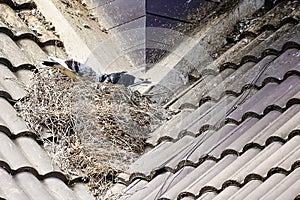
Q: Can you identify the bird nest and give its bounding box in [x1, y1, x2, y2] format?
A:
[15, 67, 171, 199]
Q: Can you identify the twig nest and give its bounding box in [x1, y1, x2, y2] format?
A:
[15, 67, 171, 199]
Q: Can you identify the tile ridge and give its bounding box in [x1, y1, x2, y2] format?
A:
[148, 73, 300, 146]
[199, 70, 300, 108]
[219, 41, 300, 72]
[118, 131, 300, 185]
[0, 27, 63, 48]
[0, 125, 42, 144]
[0, 57, 35, 72]
[176, 160, 300, 200]
[164, 33, 299, 110]
[0, 160, 88, 185]
[0, 91, 14, 102]
[226, 97, 300, 125]
[240, 17, 299, 40]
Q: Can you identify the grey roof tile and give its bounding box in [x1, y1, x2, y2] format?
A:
[196, 192, 217, 200]
[0, 3, 60, 44]
[171, 155, 238, 199]
[145, 127, 233, 171]
[159, 160, 217, 199]
[267, 22, 300, 50]
[42, 44, 68, 60]
[210, 111, 281, 157]
[229, 142, 283, 182]
[225, 55, 277, 93]
[273, 175, 300, 200]
[246, 23, 296, 58]
[147, 102, 217, 146]
[207, 118, 260, 157]
[0, 4, 33, 36]
[15, 137, 61, 174]
[0, 32, 34, 68]
[0, 133, 31, 168]
[256, 48, 300, 86]
[165, 126, 234, 166]
[225, 107, 297, 151]
[0, 64, 27, 100]
[227, 75, 300, 122]
[167, 18, 300, 112]
[258, 167, 300, 200]
[0, 165, 92, 200]
[225, 180, 261, 200]
[202, 148, 260, 190]
[16, 39, 48, 64]
[186, 96, 237, 133]
[43, 177, 87, 200]
[141, 167, 195, 200]
[127, 135, 194, 175]
[0, 168, 31, 200]
[0, 97, 30, 135]
[120, 179, 149, 200]
[252, 107, 300, 145]
[251, 136, 300, 176]
[0, 2, 93, 199]
[126, 172, 174, 200]
[116, 2, 300, 198]
[14, 172, 53, 200]
[242, 173, 286, 200]
[168, 70, 234, 110]
[206, 62, 256, 101]
[147, 109, 194, 145]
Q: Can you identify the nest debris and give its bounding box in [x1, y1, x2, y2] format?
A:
[15, 67, 171, 199]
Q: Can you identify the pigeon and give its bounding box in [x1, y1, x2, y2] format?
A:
[103, 71, 150, 87]
[42, 56, 97, 80]
[42, 57, 150, 87]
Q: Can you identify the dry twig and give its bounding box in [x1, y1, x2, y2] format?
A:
[15, 67, 171, 199]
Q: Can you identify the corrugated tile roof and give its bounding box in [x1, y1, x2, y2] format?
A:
[111, 1, 300, 199]
[0, 0, 93, 199]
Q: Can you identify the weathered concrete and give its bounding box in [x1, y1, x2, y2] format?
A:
[34, 0, 133, 73]
[145, 0, 265, 104]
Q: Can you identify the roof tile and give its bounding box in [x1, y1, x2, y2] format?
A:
[160, 160, 217, 199]
[225, 180, 260, 200]
[0, 64, 27, 100]
[116, 1, 300, 199]
[127, 135, 194, 175]
[0, 32, 33, 68]
[256, 48, 300, 86]
[227, 75, 300, 122]
[0, 132, 32, 168]
[0, 168, 30, 200]
[16, 39, 48, 63]
[168, 18, 300, 112]
[259, 168, 300, 200]
[242, 173, 285, 200]
[0, 1, 93, 198]
[0, 97, 30, 135]
[0, 4, 32, 36]
[251, 136, 299, 175]
[14, 172, 53, 200]
[15, 137, 61, 174]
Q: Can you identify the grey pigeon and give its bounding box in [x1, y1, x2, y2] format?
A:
[42, 56, 97, 78]
[42, 57, 150, 87]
